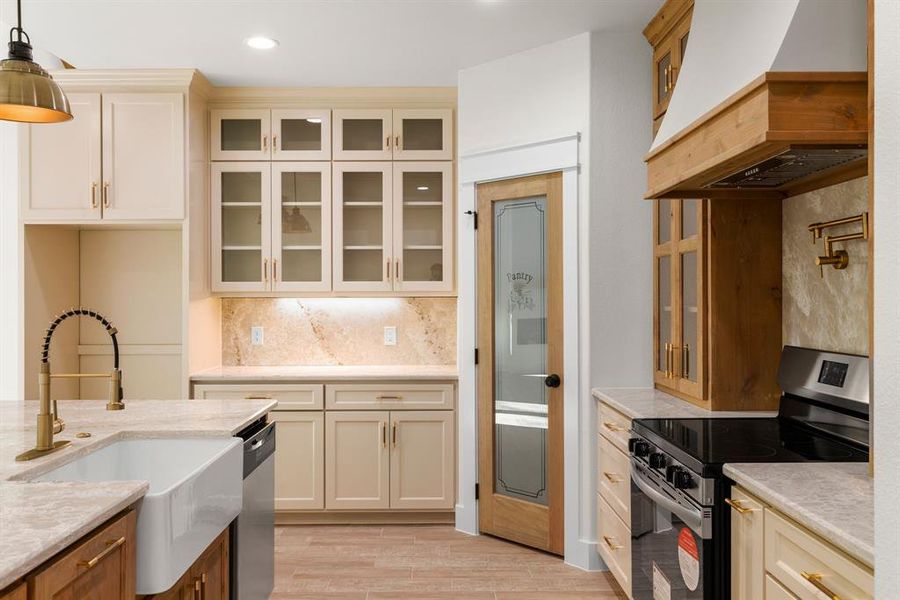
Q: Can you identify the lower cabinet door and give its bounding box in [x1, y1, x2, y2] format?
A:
[729, 486, 765, 600]
[325, 411, 390, 509]
[29, 510, 136, 600]
[389, 410, 455, 509]
[272, 411, 325, 510]
[191, 530, 228, 600]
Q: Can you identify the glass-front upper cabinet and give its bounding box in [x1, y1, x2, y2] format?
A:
[272, 109, 331, 161]
[211, 109, 272, 161]
[211, 162, 271, 292]
[392, 162, 453, 292]
[392, 109, 453, 161]
[212, 109, 332, 161]
[272, 162, 332, 292]
[332, 162, 393, 291]
[333, 110, 394, 161]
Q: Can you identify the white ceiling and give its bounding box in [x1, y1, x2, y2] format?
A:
[0, 0, 661, 87]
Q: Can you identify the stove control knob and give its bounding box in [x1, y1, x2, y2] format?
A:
[649, 453, 666, 469]
[632, 440, 651, 458]
[673, 469, 694, 490]
[665, 465, 681, 483]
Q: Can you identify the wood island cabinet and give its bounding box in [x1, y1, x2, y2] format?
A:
[144, 529, 228, 600]
[0, 583, 25, 600]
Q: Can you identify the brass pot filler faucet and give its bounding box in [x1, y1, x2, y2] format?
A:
[16, 308, 124, 462]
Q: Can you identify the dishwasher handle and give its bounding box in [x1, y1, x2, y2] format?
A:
[242, 421, 276, 478]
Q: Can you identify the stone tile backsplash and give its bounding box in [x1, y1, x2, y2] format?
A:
[222, 297, 456, 366]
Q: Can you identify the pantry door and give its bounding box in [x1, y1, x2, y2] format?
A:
[476, 172, 564, 555]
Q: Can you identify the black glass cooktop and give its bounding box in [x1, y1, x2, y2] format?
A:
[632, 417, 869, 476]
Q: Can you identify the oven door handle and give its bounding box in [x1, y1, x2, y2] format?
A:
[631, 465, 709, 539]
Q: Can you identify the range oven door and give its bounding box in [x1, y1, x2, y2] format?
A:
[630, 461, 713, 600]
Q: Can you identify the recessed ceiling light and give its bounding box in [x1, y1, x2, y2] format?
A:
[245, 36, 279, 50]
[306, 118, 322, 124]
[417, 186, 430, 191]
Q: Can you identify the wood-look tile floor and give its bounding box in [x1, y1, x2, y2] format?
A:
[273, 525, 627, 600]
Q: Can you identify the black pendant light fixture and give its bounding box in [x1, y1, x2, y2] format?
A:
[0, 0, 72, 123]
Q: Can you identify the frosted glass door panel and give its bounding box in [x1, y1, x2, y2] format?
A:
[493, 197, 548, 506]
[333, 110, 392, 160]
[211, 109, 270, 160]
[273, 109, 331, 160]
[393, 109, 453, 160]
[343, 120, 383, 150]
[222, 120, 260, 150]
[272, 162, 331, 292]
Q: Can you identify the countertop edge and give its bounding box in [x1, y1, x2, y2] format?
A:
[724, 464, 874, 569]
[0, 481, 149, 591]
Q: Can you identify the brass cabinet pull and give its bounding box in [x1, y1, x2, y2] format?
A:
[603, 421, 626, 433]
[77, 536, 126, 568]
[193, 578, 201, 600]
[386, 135, 391, 150]
[263, 258, 268, 283]
[603, 471, 622, 484]
[670, 65, 678, 87]
[272, 135, 278, 153]
[200, 573, 207, 600]
[724, 498, 754, 515]
[376, 395, 402, 400]
[381, 422, 386, 448]
[396, 259, 401, 282]
[395, 135, 401, 150]
[273, 258, 278, 282]
[664, 343, 671, 377]
[102, 182, 110, 208]
[392, 422, 398, 447]
[386, 259, 391, 280]
[90, 182, 98, 208]
[800, 572, 841, 600]
[244, 395, 272, 400]
[262, 135, 268, 151]
[682, 343, 690, 379]
[603, 535, 623, 551]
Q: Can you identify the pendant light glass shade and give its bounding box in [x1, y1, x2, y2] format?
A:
[0, 0, 72, 123]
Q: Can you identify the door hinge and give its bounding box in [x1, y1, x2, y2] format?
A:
[475, 483, 480, 500]
[464, 210, 478, 229]
[474, 348, 479, 365]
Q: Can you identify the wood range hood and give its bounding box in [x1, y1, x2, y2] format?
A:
[645, 71, 868, 200]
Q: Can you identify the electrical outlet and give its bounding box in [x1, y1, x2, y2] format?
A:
[251, 326, 264, 346]
[384, 326, 397, 346]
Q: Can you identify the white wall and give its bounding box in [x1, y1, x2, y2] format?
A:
[0, 123, 22, 401]
[456, 30, 651, 571]
[873, 0, 900, 595]
[653, 0, 866, 150]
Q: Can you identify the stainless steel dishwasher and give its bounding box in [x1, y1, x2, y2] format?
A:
[230, 418, 275, 600]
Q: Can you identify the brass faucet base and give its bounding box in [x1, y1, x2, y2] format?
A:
[15, 440, 70, 462]
[107, 403, 124, 411]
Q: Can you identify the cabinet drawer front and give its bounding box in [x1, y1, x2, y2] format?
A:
[325, 383, 454, 410]
[596, 494, 632, 599]
[598, 401, 632, 452]
[193, 384, 324, 410]
[598, 434, 631, 523]
[765, 575, 799, 600]
[764, 509, 873, 600]
[30, 510, 136, 599]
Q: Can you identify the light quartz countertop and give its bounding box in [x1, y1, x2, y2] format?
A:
[0, 398, 276, 591]
[592, 387, 778, 420]
[724, 462, 873, 568]
[191, 364, 458, 382]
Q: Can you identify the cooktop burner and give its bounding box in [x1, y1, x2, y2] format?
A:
[632, 416, 869, 476]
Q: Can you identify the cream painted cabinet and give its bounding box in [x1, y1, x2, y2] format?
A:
[389, 411, 454, 509]
[728, 487, 765, 600]
[211, 108, 331, 161]
[333, 109, 393, 160]
[272, 411, 324, 510]
[22, 92, 184, 222]
[392, 109, 453, 161]
[325, 411, 391, 509]
[332, 162, 394, 291]
[22, 92, 102, 221]
[101, 93, 185, 220]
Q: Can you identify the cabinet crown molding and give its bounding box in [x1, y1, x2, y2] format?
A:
[50, 68, 213, 96]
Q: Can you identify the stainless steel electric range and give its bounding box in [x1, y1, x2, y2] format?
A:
[627, 346, 870, 600]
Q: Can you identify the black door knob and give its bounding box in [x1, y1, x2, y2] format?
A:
[544, 374, 561, 388]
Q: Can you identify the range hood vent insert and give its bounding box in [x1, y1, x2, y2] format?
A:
[708, 146, 868, 189]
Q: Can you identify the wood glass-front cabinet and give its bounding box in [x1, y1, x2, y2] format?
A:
[325, 409, 455, 511]
[22, 92, 184, 222]
[212, 162, 331, 292]
[333, 109, 452, 161]
[333, 162, 453, 293]
[648, 1, 693, 119]
[211, 108, 331, 161]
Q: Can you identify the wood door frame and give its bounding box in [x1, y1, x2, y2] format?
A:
[476, 171, 564, 555]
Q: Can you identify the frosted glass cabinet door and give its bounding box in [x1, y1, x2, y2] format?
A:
[333, 109, 393, 160]
[392, 109, 453, 161]
[272, 109, 331, 161]
[332, 162, 393, 292]
[211, 162, 272, 292]
[210, 109, 271, 160]
[272, 162, 332, 292]
[392, 162, 453, 293]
